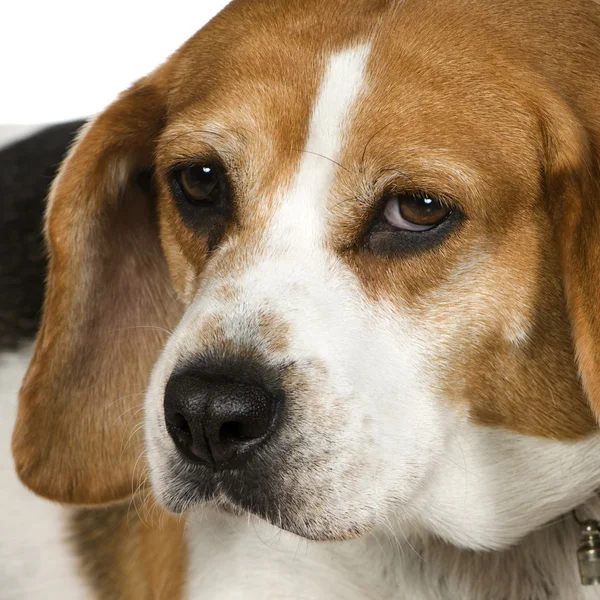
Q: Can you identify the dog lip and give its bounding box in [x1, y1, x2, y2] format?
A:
[171, 440, 257, 471]
[160, 459, 373, 542]
[161, 454, 270, 516]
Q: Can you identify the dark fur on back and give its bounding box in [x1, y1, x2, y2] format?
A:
[0, 121, 85, 349]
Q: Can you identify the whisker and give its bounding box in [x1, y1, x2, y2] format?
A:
[112, 404, 146, 426]
[110, 325, 175, 337]
[127, 450, 149, 527]
[292, 148, 351, 173]
[120, 420, 147, 459]
[394, 518, 426, 562]
[360, 121, 393, 168]
[106, 390, 146, 409]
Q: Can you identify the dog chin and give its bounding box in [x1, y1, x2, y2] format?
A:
[227, 504, 371, 543]
[158, 480, 372, 542]
[284, 521, 371, 543]
[259, 507, 371, 543]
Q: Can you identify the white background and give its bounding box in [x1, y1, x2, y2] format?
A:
[0, 0, 231, 124]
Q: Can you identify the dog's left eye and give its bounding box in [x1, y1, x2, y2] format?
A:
[383, 194, 450, 231]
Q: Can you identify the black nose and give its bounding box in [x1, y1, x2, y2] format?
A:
[164, 370, 278, 469]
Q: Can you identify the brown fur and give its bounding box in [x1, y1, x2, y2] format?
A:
[12, 72, 184, 504]
[70, 501, 186, 599]
[257, 311, 291, 354]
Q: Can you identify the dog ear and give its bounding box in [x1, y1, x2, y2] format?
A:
[543, 95, 600, 422]
[12, 70, 183, 505]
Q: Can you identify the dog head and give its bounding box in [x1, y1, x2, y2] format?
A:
[13, 0, 600, 550]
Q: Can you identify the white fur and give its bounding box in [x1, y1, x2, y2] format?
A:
[269, 43, 372, 241]
[184, 506, 387, 600]
[0, 347, 93, 600]
[418, 425, 600, 550]
[184, 497, 600, 600]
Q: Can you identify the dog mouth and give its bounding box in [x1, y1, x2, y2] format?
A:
[157, 455, 371, 542]
[150, 356, 378, 541]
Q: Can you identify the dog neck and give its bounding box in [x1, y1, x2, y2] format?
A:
[398, 498, 600, 600]
[178, 498, 600, 600]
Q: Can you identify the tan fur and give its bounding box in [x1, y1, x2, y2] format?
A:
[12, 73, 185, 504]
[71, 501, 187, 599]
[257, 311, 291, 354]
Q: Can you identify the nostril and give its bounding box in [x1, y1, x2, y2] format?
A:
[219, 420, 262, 444]
[219, 421, 245, 443]
[165, 408, 213, 464]
[170, 411, 193, 442]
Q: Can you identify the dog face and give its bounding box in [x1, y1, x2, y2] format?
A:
[13, 0, 600, 551]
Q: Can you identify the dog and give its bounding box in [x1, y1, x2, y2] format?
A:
[3, 0, 600, 597]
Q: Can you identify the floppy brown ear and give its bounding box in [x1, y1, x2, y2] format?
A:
[12, 72, 182, 505]
[543, 94, 600, 420]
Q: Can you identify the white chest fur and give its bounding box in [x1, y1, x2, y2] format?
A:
[184, 503, 600, 600]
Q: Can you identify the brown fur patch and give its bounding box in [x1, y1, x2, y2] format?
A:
[257, 311, 291, 354]
[70, 500, 187, 599]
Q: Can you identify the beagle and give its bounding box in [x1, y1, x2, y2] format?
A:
[4, 0, 600, 597]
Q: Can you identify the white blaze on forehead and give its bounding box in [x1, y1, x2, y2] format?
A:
[269, 44, 372, 242]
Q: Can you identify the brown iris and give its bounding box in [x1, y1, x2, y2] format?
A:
[384, 194, 451, 231]
[178, 164, 221, 205]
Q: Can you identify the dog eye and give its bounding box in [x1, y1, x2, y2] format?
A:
[383, 194, 451, 231]
[169, 162, 231, 246]
[176, 164, 224, 206]
[366, 192, 461, 256]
